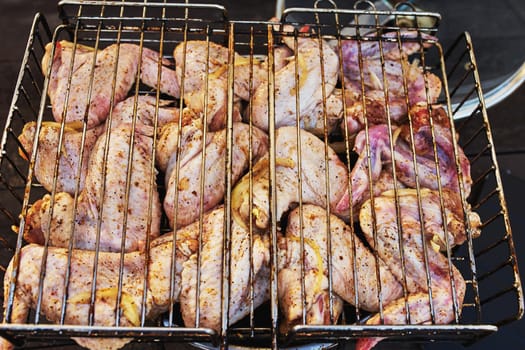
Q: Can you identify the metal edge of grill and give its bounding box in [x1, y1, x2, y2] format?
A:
[0, 1, 523, 349]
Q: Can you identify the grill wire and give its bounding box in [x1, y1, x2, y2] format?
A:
[0, 1, 523, 349]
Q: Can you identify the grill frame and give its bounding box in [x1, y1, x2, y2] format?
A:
[0, 1, 522, 349]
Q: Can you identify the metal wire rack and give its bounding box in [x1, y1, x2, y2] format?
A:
[0, 1, 522, 349]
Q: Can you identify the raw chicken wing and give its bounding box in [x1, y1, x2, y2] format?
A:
[356, 189, 478, 350]
[340, 31, 441, 135]
[18, 121, 103, 194]
[175, 207, 270, 330]
[3, 244, 169, 350]
[173, 40, 268, 130]
[278, 205, 403, 330]
[336, 114, 471, 215]
[233, 126, 349, 230]
[251, 34, 339, 132]
[160, 121, 268, 228]
[23, 122, 161, 252]
[43, 40, 179, 128]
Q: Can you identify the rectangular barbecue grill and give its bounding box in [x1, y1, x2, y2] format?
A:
[0, 1, 522, 349]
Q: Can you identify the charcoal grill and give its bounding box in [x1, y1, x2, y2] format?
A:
[0, 1, 522, 349]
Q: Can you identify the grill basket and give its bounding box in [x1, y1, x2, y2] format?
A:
[0, 1, 522, 349]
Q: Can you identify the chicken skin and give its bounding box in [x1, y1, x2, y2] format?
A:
[173, 40, 266, 102]
[23, 122, 161, 252]
[18, 121, 103, 194]
[159, 121, 268, 228]
[4, 206, 271, 350]
[299, 88, 345, 137]
[17, 95, 177, 195]
[173, 207, 270, 330]
[43, 40, 179, 129]
[251, 34, 339, 133]
[2, 244, 168, 350]
[336, 113, 471, 215]
[232, 126, 349, 231]
[106, 95, 179, 129]
[340, 30, 441, 136]
[356, 188, 479, 350]
[278, 205, 403, 330]
[173, 40, 268, 130]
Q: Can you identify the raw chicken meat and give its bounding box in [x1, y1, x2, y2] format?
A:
[106, 95, 179, 129]
[18, 121, 103, 194]
[43, 40, 179, 129]
[336, 111, 471, 215]
[356, 188, 479, 350]
[181, 76, 243, 131]
[173, 40, 269, 130]
[251, 34, 339, 132]
[159, 121, 268, 228]
[17, 95, 178, 195]
[173, 40, 267, 101]
[232, 126, 349, 230]
[174, 206, 270, 330]
[278, 205, 403, 330]
[339, 30, 441, 135]
[23, 122, 161, 252]
[2, 244, 170, 350]
[4, 207, 270, 350]
[299, 88, 345, 137]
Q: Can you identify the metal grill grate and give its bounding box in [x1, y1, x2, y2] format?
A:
[0, 1, 522, 349]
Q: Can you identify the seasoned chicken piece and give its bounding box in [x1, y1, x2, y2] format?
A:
[356, 289, 464, 350]
[173, 41, 228, 94]
[363, 188, 480, 258]
[356, 188, 474, 350]
[300, 88, 344, 137]
[251, 35, 339, 132]
[174, 40, 268, 130]
[155, 117, 204, 177]
[182, 76, 243, 131]
[270, 44, 294, 71]
[278, 205, 403, 330]
[18, 121, 103, 194]
[338, 124, 391, 215]
[107, 95, 179, 128]
[233, 126, 349, 230]
[336, 115, 471, 215]
[340, 31, 441, 135]
[160, 121, 268, 228]
[5, 219, 271, 349]
[174, 40, 267, 101]
[17, 95, 177, 195]
[23, 122, 161, 252]
[2, 244, 168, 350]
[175, 207, 270, 330]
[42, 40, 179, 128]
